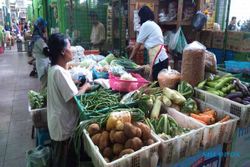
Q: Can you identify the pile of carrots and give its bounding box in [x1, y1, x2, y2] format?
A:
[190, 108, 230, 125]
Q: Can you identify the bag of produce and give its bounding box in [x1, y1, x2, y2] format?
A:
[168, 27, 187, 54]
[205, 50, 217, 74]
[158, 66, 181, 89]
[26, 146, 51, 167]
[181, 41, 206, 87]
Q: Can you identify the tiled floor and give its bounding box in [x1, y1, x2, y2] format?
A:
[0, 46, 40, 167]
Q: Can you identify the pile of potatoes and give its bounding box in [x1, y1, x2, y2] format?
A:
[87, 122, 155, 162]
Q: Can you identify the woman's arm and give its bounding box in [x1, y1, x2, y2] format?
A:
[77, 82, 91, 95]
[129, 42, 142, 60]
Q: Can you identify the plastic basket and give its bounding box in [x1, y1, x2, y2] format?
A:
[195, 88, 250, 127]
[159, 108, 204, 165]
[83, 129, 161, 167]
[109, 73, 149, 92]
[225, 61, 250, 75]
[28, 101, 47, 128]
[189, 100, 239, 149]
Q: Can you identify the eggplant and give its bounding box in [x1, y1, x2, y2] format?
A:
[243, 97, 250, 102]
[235, 79, 250, 96]
[231, 97, 243, 104]
[225, 92, 243, 100]
[242, 100, 250, 105]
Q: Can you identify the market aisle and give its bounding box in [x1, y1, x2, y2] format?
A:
[0, 47, 40, 167]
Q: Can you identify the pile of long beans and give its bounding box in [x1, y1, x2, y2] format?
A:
[80, 89, 121, 112]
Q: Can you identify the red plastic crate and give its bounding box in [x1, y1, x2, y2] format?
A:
[109, 73, 149, 92]
[84, 50, 100, 55]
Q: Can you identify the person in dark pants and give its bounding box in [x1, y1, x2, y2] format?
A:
[129, 6, 168, 81]
[47, 33, 91, 167]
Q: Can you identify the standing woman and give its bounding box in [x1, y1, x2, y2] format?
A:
[47, 33, 91, 167]
[32, 17, 50, 91]
[130, 6, 168, 81]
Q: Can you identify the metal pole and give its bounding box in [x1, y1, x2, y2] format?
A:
[223, 0, 231, 63]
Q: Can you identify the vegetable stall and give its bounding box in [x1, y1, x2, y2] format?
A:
[58, 42, 249, 167]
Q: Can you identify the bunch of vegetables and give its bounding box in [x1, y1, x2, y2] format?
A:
[110, 58, 139, 71]
[145, 114, 189, 140]
[28, 90, 47, 109]
[80, 89, 121, 112]
[129, 82, 187, 118]
[197, 74, 250, 105]
[86, 109, 155, 163]
[190, 108, 231, 125]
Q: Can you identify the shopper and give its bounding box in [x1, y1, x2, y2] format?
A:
[89, 12, 105, 52]
[47, 33, 91, 167]
[129, 5, 168, 81]
[228, 17, 237, 31]
[32, 17, 50, 90]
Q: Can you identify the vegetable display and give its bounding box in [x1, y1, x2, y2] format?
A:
[86, 110, 155, 163]
[80, 88, 121, 112]
[145, 114, 189, 140]
[197, 74, 250, 105]
[177, 81, 194, 99]
[28, 90, 47, 109]
[111, 58, 139, 70]
[190, 108, 231, 125]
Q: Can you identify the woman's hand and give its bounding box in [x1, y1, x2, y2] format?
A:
[78, 82, 92, 95]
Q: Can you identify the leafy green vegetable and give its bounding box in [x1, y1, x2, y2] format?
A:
[181, 98, 198, 114]
[110, 58, 138, 70]
[28, 90, 47, 109]
[177, 81, 194, 99]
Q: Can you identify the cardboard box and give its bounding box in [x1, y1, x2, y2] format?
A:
[226, 31, 244, 52]
[200, 30, 213, 48]
[240, 32, 250, 52]
[212, 31, 224, 49]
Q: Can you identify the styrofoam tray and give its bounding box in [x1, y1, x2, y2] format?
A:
[159, 108, 204, 166]
[28, 100, 47, 128]
[83, 129, 161, 167]
[195, 88, 250, 127]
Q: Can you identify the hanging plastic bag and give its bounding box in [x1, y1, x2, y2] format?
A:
[168, 27, 187, 54]
[26, 146, 51, 167]
[192, 11, 207, 31]
[158, 66, 181, 89]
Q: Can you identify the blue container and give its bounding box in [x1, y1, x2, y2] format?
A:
[92, 68, 109, 79]
[36, 128, 51, 146]
[225, 61, 250, 74]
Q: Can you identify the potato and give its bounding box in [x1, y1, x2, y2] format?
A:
[99, 131, 109, 151]
[134, 122, 151, 140]
[91, 133, 101, 146]
[124, 122, 138, 138]
[87, 123, 100, 136]
[125, 137, 143, 151]
[113, 131, 126, 144]
[119, 149, 134, 158]
[103, 147, 113, 159]
[135, 127, 142, 138]
[115, 120, 124, 131]
[109, 130, 116, 143]
[113, 143, 124, 155]
[144, 138, 155, 146]
[104, 157, 110, 163]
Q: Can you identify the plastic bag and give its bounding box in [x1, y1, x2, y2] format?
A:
[26, 146, 51, 167]
[184, 41, 206, 51]
[158, 66, 181, 89]
[192, 11, 207, 31]
[205, 50, 217, 73]
[168, 27, 187, 54]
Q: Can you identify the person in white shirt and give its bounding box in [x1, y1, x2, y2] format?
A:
[130, 6, 168, 81]
[47, 33, 91, 167]
[89, 12, 105, 52]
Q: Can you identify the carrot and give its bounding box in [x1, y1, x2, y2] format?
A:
[202, 109, 217, 118]
[196, 119, 208, 125]
[219, 115, 230, 123]
[190, 113, 214, 125]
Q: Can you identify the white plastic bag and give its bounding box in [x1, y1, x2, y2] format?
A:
[26, 146, 51, 167]
[169, 27, 187, 53]
[158, 66, 181, 89]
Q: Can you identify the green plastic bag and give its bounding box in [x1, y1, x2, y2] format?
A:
[169, 27, 187, 54]
[26, 146, 51, 167]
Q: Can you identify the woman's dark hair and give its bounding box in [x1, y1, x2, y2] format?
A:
[48, 33, 68, 66]
[138, 6, 155, 25]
